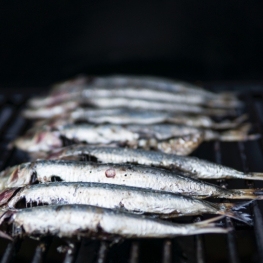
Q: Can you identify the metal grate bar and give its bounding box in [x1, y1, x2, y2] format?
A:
[63, 241, 81, 263]
[162, 239, 172, 263]
[129, 241, 139, 263]
[0, 238, 22, 263]
[0, 97, 30, 263]
[96, 241, 109, 263]
[30, 237, 52, 263]
[214, 141, 240, 263]
[239, 95, 263, 263]
[195, 235, 205, 263]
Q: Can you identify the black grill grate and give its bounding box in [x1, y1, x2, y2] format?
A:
[0, 87, 263, 263]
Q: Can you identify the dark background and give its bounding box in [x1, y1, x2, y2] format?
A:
[1, 1, 263, 88]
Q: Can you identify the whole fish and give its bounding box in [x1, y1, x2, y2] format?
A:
[0, 160, 262, 199]
[51, 75, 239, 104]
[0, 205, 228, 240]
[11, 123, 256, 155]
[42, 146, 263, 181]
[25, 108, 246, 129]
[26, 97, 234, 119]
[0, 182, 251, 224]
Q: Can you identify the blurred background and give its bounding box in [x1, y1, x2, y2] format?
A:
[1, 1, 263, 87]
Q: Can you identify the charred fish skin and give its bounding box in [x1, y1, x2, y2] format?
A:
[1, 205, 228, 239]
[1, 182, 251, 224]
[45, 146, 263, 180]
[0, 160, 261, 200]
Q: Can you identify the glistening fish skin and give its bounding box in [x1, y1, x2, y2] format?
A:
[44, 146, 263, 180]
[0, 205, 228, 239]
[25, 97, 234, 119]
[0, 160, 262, 199]
[51, 75, 241, 106]
[69, 108, 246, 128]
[0, 182, 251, 224]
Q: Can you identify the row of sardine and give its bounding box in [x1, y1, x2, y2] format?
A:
[0, 75, 254, 240]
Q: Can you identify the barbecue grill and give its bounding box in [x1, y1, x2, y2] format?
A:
[0, 84, 263, 263]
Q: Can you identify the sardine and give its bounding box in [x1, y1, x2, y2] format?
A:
[0, 205, 228, 240]
[25, 108, 246, 129]
[70, 108, 246, 128]
[51, 75, 239, 104]
[25, 97, 235, 119]
[11, 123, 258, 155]
[0, 182, 251, 224]
[0, 160, 262, 199]
[42, 146, 263, 180]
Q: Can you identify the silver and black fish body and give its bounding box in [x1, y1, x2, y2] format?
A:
[43, 146, 263, 181]
[0, 182, 252, 224]
[52, 75, 239, 104]
[0, 160, 262, 200]
[25, 97, 234, 119]
[0, 204, 228, 240]
[69, 108, 246, 128]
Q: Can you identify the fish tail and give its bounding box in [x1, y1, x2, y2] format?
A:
[224, 188, 263, 200]
[218, 123, 260, 141]
[217, 201, 253, 225]
[213, 114, 248, 130]
[190, 216, 230, 235]
[241, 173, 263, 180]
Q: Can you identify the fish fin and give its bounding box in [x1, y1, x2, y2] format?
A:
[213, 114, 248, 130]
[218, 210, 252, 225]
[194, 215, 225, 226]
[0, 188, 19, 206]
[0, 231, 13, 241]
[218, 123, 254, 141]
[191, 216, 230, 235]
[242, 173, 263, 180]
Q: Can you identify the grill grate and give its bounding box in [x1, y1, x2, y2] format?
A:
[0, 87, 263, 263]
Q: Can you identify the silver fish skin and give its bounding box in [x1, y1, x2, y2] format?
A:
[1, 160, 262, 199]
[27, 96, 233, 117]
[23, 101, 78, 119]
[81, 87, 209, 105]
[28, 75, 242, 109]
[70, 108, 246, 128]
[0, 205, 228, 239]
[44, 146, 263, 180]
[0, 182, 251, 224]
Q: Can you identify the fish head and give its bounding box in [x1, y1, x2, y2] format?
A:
[2, 163, 34, 189]
[0, 188, 19, 206]
[11, 130, 62, 152]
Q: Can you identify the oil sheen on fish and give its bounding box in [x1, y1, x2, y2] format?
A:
[43, 146, 263, 180]
[0, 182, 251, 224]
[0, 204, 228, 240]
[0, 160, 262, 199]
